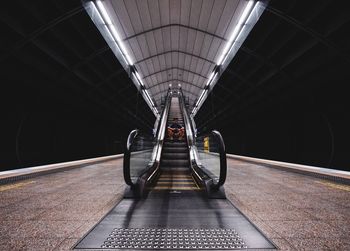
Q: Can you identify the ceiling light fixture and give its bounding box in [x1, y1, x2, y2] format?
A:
[93, 1, 133, 65]
[205, 71, 218, 88]
[87, 1, 160, 116]
[217, 0, 256, 66]
[133, 71, 144, 88]
[192, 0, 264, 116]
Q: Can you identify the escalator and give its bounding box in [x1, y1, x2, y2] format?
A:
[74, 91, 276, 250]
[153, 97, 198, 191]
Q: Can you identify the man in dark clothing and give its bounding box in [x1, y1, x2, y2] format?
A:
[167, 118, 184, 140]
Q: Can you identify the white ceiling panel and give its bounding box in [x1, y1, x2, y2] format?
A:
[184, 54, 191, 70]
[189, 0, 202, 28]
[137, 35, 151, 60]
[178, 53, 185, 68]
[151, 58, 161, 73]
[171, 26, 180, 50]
[207, 37, 222, 62]
[207, 0, 226, 34]
[125, 1, 143, 33]
[153, 29, 164, 52]
[215, 0, 240, 38]
[135, 1, 153, 30]
[138, 59, 149, 77]
[171, 52, 178, 68]
[199, 35, 213, 59]
[195, 60, 205, 75]
[159, 0, 170, 25]
[169, 0, 180, 23]
[111, 0, 134, 37]
[99, 0, 254, 110]
[198, 0, 214, 31]
[145, 33, 158, 56]
[180, 0, 191, 25]
[128, 37, 142, 62]
[192, 32, 205, 56]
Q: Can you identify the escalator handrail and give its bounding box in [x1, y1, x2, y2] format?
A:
[123, 91, 172, 188]
[197, 130, 227, 188]
[178, 89, 227, 189]
[154, 88, 171, 137]
[123, 129, 139, 186]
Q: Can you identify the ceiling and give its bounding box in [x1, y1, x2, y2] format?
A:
[1, 0, 349, 134]
[87, 0, 261, 112]
[195, 0, 350, 130]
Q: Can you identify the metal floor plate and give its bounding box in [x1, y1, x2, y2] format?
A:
[102, 228, 247, 249]
[74, 190, 276, 250]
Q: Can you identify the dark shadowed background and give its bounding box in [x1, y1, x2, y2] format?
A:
[1, 0, 349, 171]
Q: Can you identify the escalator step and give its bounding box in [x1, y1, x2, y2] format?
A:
[162, 148, 187, 153]
[164, 142, 187, 147]
[162, 153, 189, 159]
[161, 159, 189, 166]
[160, 167, 189, 171]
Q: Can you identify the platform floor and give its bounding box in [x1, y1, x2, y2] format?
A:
[0, 158, 349, 250]
[225, 159, 350, 250]
[0, 160, 126, 250]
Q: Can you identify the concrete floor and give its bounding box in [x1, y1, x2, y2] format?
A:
[226, 159, 350, 250]
[0, 160, 125, 250]
[0, 158, 349, 250]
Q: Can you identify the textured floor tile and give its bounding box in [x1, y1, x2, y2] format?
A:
[0, 220, 24, 239]
[7, 220, 82, 238]
[326, 220, 350, 237]
[255, 209, 317, 221]
[225, 159, 349, 249]
[286, 237, 350, 251]
[0, 237, 64, 251]
[269, 238, 296, 251]
[271, 220, 341, 239]
[54, 238, 79, 250]
[0, 207, 46, 221]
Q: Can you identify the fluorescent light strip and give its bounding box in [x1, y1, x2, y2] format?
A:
[133, 72, 145, 88]
[144, 89, 159, 115]
[90, 2, 130, 66]
[193, 70, 217, 114]
[205, 71, 215, 87]
[192, 1, 259, 115]
[96, 1, 112, 24]
[91, 1, 158, 115]
[217, 0, 256, 65]
[135, 71, 144, 87]
[195, 89, 207, 109]
[94, 1, 133, 65]
[205, 71, 218, 88]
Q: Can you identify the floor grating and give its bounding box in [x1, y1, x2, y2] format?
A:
[101, 228, 247, 249]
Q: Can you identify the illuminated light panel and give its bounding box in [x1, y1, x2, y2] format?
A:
[91, 0, 159, 116]
[192, 0, 263, 116]
[205, 71, 218, 88]
[216, 0, 255, 66]
[94, 1, 133, 65]
[134, 71, 144, 87]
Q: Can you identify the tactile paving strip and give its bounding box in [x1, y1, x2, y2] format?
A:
[101, 228, 247, 249]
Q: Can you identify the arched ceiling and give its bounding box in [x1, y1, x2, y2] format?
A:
[85, 0, 264, 114]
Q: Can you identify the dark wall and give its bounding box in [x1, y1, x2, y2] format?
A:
[0, 57, 131, 172]
[0, 0, 155, 171]
[214, 81, 350, 171]
[0, 84, 127, 172]
[195, 0, 350, 172]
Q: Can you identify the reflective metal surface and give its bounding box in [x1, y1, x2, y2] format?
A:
[196, 133, 221, 185]
[129, 133, 155, 183]
[102, 228, 247, 249]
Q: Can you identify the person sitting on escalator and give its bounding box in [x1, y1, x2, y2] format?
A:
[167, 118, 184, 141]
